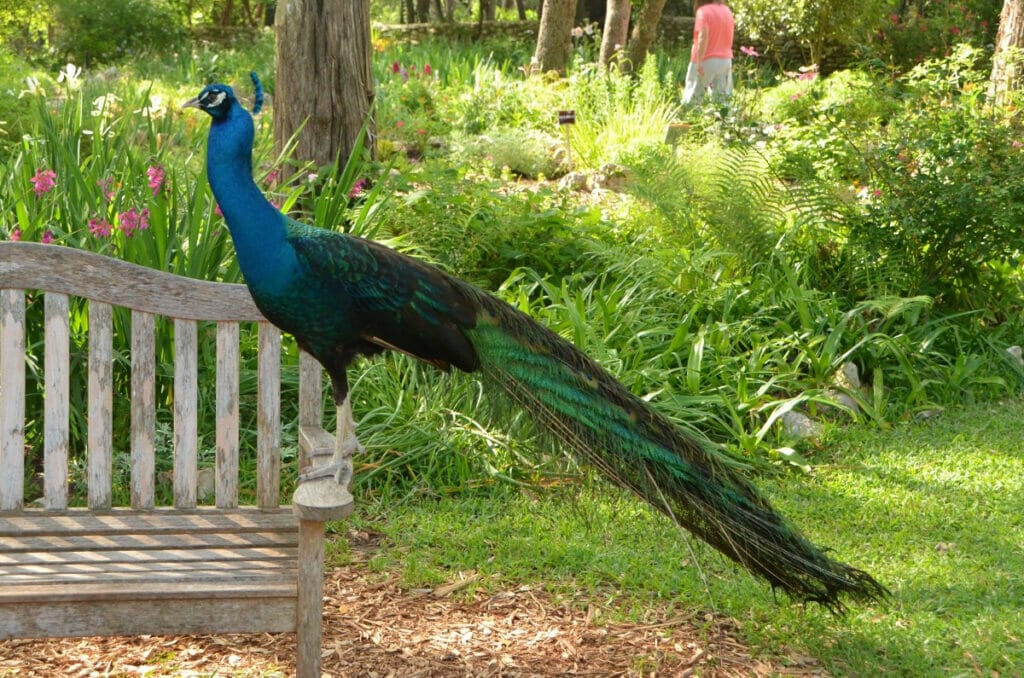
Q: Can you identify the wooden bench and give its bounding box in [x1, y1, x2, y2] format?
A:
[0, 241, 352, 677]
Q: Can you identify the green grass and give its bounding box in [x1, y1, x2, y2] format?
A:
[332, 397, 1024, 675]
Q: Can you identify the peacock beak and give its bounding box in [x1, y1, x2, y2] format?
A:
[181, 97, 201, 110]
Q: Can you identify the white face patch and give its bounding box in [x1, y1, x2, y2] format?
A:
[200, 90, 227, 108]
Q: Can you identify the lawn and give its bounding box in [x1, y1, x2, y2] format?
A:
[340, 397, 1024, 675]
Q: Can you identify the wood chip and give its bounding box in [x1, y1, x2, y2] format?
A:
[0, 540, 824, 677]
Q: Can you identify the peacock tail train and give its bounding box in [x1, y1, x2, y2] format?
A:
[459, 283, 888, 612]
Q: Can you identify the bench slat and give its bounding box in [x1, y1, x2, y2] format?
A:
[298, 351, 324, 469]
[5, 558, 294, 575]
[258, 323, 282, 509]
[87, 300, 113, 510]
[0, 241, 264, 322]
[216, 321, 239, 508]
[0, 289, 25, 512]
[5, 569, 297, 585]
[2, 546, 297, 565]
[0, 508, 296, 537]
[131, 310, 156, 509]
[2, 597, 298, 639]
[1, 530, 297, 553]
[44, 293, 70, 511]
[1, 580, 297, 604]
[173, 318, 199, 508]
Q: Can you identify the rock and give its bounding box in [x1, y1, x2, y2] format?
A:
[824, 388, 860, 413]
[589, 163, 631, 191]
[781, 411, 822, 439]
[559, 171, 588, 191]
[839, 361, 861, 389]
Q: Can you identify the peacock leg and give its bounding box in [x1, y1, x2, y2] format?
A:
[331, 393, 364, 488]
[297, 394, 362, 488]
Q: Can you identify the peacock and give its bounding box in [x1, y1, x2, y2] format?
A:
[183, 77, 888, 612]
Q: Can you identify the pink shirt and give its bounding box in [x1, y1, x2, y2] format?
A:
[691, 4, 735, 62]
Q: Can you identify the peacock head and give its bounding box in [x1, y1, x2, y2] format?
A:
[182, 84, 237, 121]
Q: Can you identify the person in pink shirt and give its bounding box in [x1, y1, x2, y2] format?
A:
[682, 0, 735, 105]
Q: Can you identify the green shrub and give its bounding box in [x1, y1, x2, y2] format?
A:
[861, 0, 1001, 71]
[846, 47, 1024, 312]
[453, 127, 566, 179]
[52, 0, 185, 65]
[731, 0, 891, 65]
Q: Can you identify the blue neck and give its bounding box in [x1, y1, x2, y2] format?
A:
[206, 102, 296, 294]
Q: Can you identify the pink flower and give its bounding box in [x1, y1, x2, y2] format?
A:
[890, 13, 900, 24]
[799, 71, 817, 81]
[950, 26, 962, 35]
[392, 62, 401, 73]
[423, 63, 432, 76]
[740, 45, 759, 57]
[118, 207, 150, 237]
[1012, 140, 1022, 149]
[265, 169, 280, 186]
[872, 188, 882, 198]
[89, 218, 113, 238]
[214, 203, 223, 217]
[348, 178, 367, 199]
[8, 228, 21, 242]
[146, 165, 166, 196]
[41, 230, 54, 244]
[396, 120, 405, 128]
[31, 169, 57, 196]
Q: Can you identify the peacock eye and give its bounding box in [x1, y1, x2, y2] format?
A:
[200, 90, 227, 108]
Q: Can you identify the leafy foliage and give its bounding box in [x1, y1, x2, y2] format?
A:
[52, 0, 185, 65]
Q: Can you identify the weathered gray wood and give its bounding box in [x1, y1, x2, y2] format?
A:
[298, 350, 324, 470]
[131, 310, 156, 509]
[296, 519, 326, 678]
[173, 319, 199, 508]
[5, 546, 297, 566]
[0, 289, 25, 511]
[216, 321, 240, 508]
[0, 597, 297, 638]
[5, 569, 298, 585]
[0, 508, 296, 537]
[258, 323, 281, 509]
[0, 580, 297, 605]
[0, 242, 263, 321]
[2, 530, 297, 553]
[87, 301, 113, 510]
[43, 294, 70, 510]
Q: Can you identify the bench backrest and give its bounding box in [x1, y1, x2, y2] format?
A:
[0, 241, 322, 513]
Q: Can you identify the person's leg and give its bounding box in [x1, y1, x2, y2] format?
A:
[681, 61, 705, 105]
[703, 58, 733, 101]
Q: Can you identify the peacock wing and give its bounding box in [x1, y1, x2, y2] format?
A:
[287, 225, 480, 373]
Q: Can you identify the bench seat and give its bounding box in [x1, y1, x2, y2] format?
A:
[0, 508, 300, 638]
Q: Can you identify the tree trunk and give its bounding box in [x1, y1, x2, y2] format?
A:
[416, 0, 432, 21]
[274, 0, 376, 169]
[599, 0, 630, 67]
[623, 0, 667, 74]
[534, 0, 577, 73]
[989, 0, 1024, 105]
[220, 0, 235, 26]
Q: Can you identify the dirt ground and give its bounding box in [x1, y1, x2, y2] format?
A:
[1, 532, 827, 677]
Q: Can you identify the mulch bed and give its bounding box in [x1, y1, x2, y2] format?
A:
[1, 534, 826, 677]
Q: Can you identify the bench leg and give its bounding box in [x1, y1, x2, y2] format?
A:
[297, 519, 325, 678]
